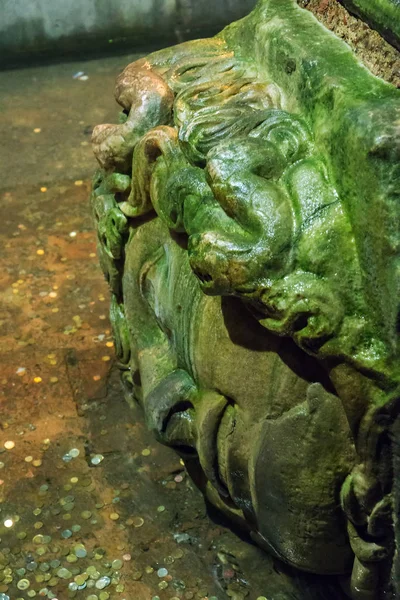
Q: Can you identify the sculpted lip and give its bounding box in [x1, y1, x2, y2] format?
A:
[194, 392, 232, 498]
[161, 391, 231, 499]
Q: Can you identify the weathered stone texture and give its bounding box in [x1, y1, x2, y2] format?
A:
[91, 1, 400, 598]
[299, 0, 400, 86]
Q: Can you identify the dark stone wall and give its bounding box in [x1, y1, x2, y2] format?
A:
[0, 0, 257, 69]
[1, 0, 399, 81]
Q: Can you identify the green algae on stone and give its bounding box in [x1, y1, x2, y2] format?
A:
[340, 0, 400, 49]
[91, 1, 400, 598]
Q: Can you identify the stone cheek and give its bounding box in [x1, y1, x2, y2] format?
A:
[250, 384, 356, 574]
[90, 1, 400, 598]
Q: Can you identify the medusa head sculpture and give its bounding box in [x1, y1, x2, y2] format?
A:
[90, 1, 400, 598]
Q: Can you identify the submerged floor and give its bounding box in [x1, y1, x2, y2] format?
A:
[0, 55, 345, 600]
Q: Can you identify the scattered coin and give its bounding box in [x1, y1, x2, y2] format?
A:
[61, 529, 72, 539]
[17, 578, 30, 590]
[95, 576, 111, 590]
[132, 516, 144, 528]
[57, 567, 72, 579]
[157, 567, 168, 578]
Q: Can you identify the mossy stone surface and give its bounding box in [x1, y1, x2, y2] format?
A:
[91, 1, 400, 597]
[340, 0, 400, 49]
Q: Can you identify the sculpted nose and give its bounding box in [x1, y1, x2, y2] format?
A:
[144, 369, 197, 440]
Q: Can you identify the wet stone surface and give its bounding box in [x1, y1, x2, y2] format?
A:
[0, 55, 345, 600]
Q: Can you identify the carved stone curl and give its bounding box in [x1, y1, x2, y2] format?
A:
[90, 1, 400, 598]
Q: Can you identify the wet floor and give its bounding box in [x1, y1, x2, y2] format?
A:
[0, 55, 346, 600]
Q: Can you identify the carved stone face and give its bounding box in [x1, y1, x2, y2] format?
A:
[91, 2, 400, 597]
[120, 217, 357, 574]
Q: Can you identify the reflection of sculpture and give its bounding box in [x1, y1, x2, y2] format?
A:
[90, 1, 400, 598]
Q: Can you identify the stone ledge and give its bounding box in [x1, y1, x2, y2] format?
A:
[299, 0, 400, 86]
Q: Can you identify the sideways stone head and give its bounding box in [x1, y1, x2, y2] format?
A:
[91, 2, 400, 598]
